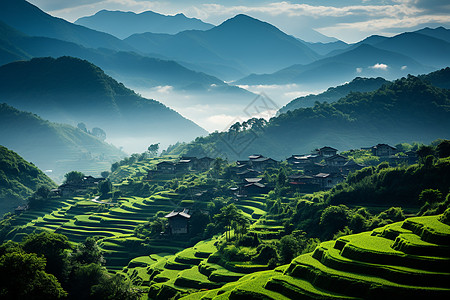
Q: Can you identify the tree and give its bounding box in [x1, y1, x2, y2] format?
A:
[210, 158, 225, 178]
[319, 205, 350, 238]
[71, 237, 104, 266]
[417, 145, 435, 162]
[100, 171, 110, 179]
[111, 162, 120, 172]
[91, 127, 106, 141]
[98, 179, 112, 198]
[147, 143, 160, 158]
[90, 274, 142, 300]
[0, 251, 67, 299]
[67, 263, 106, 300]
[437, 140, 450, 158]
[279, 235, 299, 264]
[64, 171, 85, 185]
[77, 122, 88, 133]
[35, 185, 50, 199]
[214, 204, 249, 242]
[22, 232, 72, 281]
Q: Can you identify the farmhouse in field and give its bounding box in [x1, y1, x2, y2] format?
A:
[165, 209, 191, 234]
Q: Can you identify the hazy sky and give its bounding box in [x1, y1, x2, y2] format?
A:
[27, 0, 450, 43]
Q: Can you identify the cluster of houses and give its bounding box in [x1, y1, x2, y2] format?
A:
[151, 143, 418, 236]
[229, 154, 279, 196]
[286, 144, 417, 190]
[51, 175, 104, 197]
[147, 156, 215, 178]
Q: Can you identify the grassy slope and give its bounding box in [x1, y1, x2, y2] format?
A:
[180, 212, 450, 299]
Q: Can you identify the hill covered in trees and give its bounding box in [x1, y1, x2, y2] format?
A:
[0, 56, 208, 153]
[0, 145, 55, 216]
[0, 103, 125, 182]
[168, 70, 450, 160]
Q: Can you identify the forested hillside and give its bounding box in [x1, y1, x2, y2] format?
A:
[0, 103, 125, 182]
[0, 145, 55, 216]
[168, 71, 450, 160]
[0, 56, 208, 152]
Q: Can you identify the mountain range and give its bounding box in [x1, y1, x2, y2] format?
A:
[124, 14, 321, 78]
[237, 27, 450, 88]
[0, 57, 208, 153]
[0, 0, 448, 89]
[0, 0, 131, 51]
[75, 10, 214, 39]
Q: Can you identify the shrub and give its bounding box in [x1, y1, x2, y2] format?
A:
[252, 244, 279, 265]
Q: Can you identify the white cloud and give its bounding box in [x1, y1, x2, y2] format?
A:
[401, 65, 408, 70]
[370, 63, 389, 70]
[356, 67, 363, 73]
[155, 85, 174, 94]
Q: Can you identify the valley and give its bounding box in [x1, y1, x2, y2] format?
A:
[0, 1, 449, 299]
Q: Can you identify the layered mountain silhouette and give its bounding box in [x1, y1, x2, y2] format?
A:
[0, 57, 208, 153]
[236, 44, 432, 88]
[75, 10, 214, 39]
[327, 29, 450, 68]
[124, 14, 321, 77]
[0, 20, 255, 97]
[0, 0, 132, 51]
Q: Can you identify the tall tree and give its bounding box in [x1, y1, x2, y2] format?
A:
[147, 143, 160, 157]
[0, 250, 67, 299]
[64, 171, 85, 185]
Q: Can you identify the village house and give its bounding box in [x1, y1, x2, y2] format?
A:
[237, 169, 262, 179]
[370, 144, 397, 157]
[325, 154, 348, 167]
[242, 182, 268, 194]
[83, 175, 103, 187]
[288, 174, 316, 187]
[164, 209, 191, 234]
[318, 146, 338, 158]
[286, 154, 319, 169]
[243, 177, 264, 184]
[156, 161, 176, 174]
[314, 173, 345, 189]
[250, 157, 278, 171]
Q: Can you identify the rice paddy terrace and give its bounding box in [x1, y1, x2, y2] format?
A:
[2, 186, 280, 275]
[177, 211, 450, 299]
[119, 210, 289, 298]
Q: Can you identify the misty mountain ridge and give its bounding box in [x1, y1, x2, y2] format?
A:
[0, 103, 125, 183]
[279, 67, 450, 114]
[124, 14, 321, 77]
[236, 43, 431, 88]
[0, 56, 208, 153]
[0, 19, 252, 95]
[0, 0, 132, 51]
[171, 68, 450, 160]
[278, 77, 391, 114]
[75, 9, 214, 39]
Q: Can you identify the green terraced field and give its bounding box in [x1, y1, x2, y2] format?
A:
[178, 212, 450, 299]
